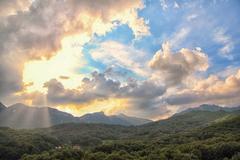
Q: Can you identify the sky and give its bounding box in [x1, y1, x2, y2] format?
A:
[0, 0, 240, 120]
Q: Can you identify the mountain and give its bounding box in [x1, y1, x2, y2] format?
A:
[0, 103, 152, 128]
[0, 103, 77, 128]
[117, 113, 152, 125]
[176, 104, 240, 115]
[1, 103, 239, 129]
[0, 102, 6, 112]
[78, 111, 129, 126]
[136, 104, 240, 137]
[79, 112, 151, 126]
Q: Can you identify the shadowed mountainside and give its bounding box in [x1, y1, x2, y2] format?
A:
[0, 103, 151, 128]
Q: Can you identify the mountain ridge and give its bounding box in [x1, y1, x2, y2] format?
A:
[175, 104, 240, 116]
[0, 102, 6, 112]
[0, 102, 152, 128]
[1, 103, 240, 129]
[135, 104, 240, 138]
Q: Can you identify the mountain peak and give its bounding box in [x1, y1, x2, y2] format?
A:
[95, 111, 105, 115]
[0, 102, 6, 111]
[177, 104, 240, 116]
[78, 111, 152, 126]
[117, 113, 127, 117]
[0, 103, 152, 128]
[198, 104, 222, 111]
[81, 111, 106, 117]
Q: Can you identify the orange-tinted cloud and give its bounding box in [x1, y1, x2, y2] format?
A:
[166, 69, 240, 107]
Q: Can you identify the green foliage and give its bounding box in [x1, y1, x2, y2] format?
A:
[42, 123, 135, 147]
[0, 113, 239, 160]
[21, 147, 84, 160]
[0, 127, 60, 160]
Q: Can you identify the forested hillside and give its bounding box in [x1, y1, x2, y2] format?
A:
[0, 108, 239, 160]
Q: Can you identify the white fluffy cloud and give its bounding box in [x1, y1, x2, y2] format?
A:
[149, 42, 209, 86]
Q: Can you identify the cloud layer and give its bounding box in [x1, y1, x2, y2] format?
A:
[44, 71, 165, 109]
[0, 0, 149, 97]
[166, 69, 240, 106]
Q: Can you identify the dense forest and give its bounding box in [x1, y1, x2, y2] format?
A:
[0, 109, 240, 160]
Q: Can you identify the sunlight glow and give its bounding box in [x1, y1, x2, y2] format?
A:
[56, 98, 129, 117]
[23, 34, 91, 93]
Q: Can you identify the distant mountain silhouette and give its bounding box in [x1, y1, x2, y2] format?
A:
[79, 112, 151, 126]
[0, 103, 152, 128]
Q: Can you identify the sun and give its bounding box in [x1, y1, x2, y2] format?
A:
[22, 34, 91, 93]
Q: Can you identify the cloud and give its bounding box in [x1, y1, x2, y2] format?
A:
[213, 28, 234, 58]
[160, 0, 168, 11]
[169, 27, 191, 47]
[186, 14, 198, 21]
[44, 71, 165, 104]
[194, 70, 240, 96]
[90, 41, 150, 76]
[149, 42, 209, 86]
[215, 66, 240, 78]
[173, 1, 180, 9]
[0, 57, 24, 97]
[43, 71, 166, 117]
[166, 69, 240, 106]
[0, 0, 149, 98]
[44, 72, 121, 104]
[2, 91, 46, 106]
[0, 0, 31, 17]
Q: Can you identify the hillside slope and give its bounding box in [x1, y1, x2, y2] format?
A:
[0, 103, 151, 128]
[1, 109, 239, 160]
